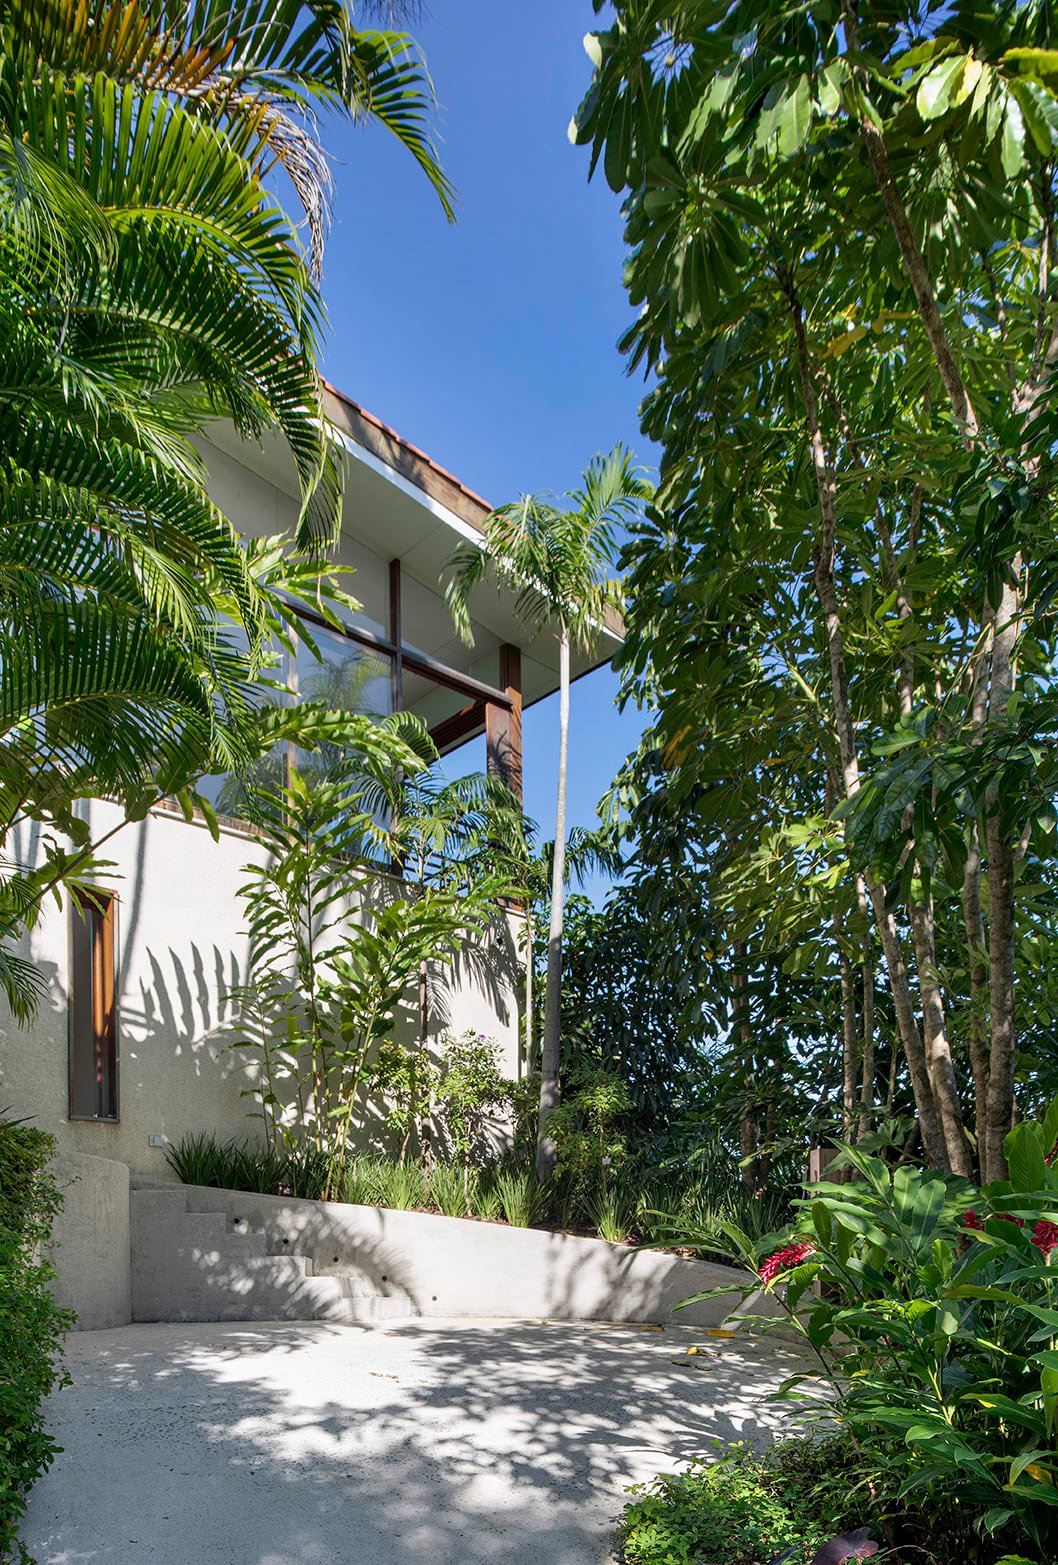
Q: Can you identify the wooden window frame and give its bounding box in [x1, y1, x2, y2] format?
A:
[68, 891, 119, 1123]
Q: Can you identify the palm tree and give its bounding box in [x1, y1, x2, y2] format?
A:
[0, 0, 452, 1017]
[445, 448, 651, 1178]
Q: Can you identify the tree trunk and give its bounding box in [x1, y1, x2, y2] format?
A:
[858, 954, 875, 1142]
[983, 573, 1021, 1181]
[417, 958, 433, 1172]
[855, 876, 875, 1141]
[786, 281, 949, 1168]
[908, 890, 974, 1176]
[843, 4, 978, 439]
[522, 908, 534, 1080]
[962, 825, 990, 1177]
[843, 20, 1042, 1181]
[962, 611, 992, 1179]
[732, 941, 757, 1189]
[536, 630, 570, 1181]
[837, 933, 859, 1143]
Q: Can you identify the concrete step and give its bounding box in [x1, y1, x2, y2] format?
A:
[133, 1187, 190, 1225]
[132, 1185, 415, 1325]
[340, 1294, 414, 1325]
[134, 1252, 344, 1324]
[183, 1211, 228, 1241]
[308, 1257, 385, 1291]
[181, 1212, 270, 1260]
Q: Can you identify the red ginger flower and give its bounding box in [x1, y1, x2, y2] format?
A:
[1033, 1219, 1058, 1256]
[759, 1238, 816, 1285]
[963, 1209, 1025, 1233]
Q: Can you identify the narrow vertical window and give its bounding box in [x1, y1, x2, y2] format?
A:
[68, 892, 118, 1121]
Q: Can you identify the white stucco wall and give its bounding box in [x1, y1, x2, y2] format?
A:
[0, 801, 524, 1180]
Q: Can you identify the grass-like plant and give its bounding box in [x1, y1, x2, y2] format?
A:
[588, 1183, 638, 1244]
[470, 1172, 503, 1223]
[427, 1162, 474, 1218]
[370, 1159, 426, 1211]
[165, 1132, 230, 1188]
[494, 1169, 545, 1228]
[165, 1133, 328, 1200]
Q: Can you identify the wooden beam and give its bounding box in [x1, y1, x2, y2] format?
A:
[486, 644, 522, 804]
[430, 699, 486, 754]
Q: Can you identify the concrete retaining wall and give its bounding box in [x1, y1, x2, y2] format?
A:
[47, 1152, 132, 1330]
[133, 1183, 754, 1328]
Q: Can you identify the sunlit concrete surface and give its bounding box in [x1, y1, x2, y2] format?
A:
[24, 1318, 809, 1564]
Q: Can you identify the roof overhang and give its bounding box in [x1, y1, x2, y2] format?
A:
[203, 381, 624, 717]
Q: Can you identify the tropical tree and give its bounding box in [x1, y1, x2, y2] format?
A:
[445, 449, 651, 1177]
[224, 724, 506, 1196]
[575, 0, 1058, 1181]
[0, 0, 452, 1015]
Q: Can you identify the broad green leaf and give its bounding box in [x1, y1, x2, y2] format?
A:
[779, 77, 812, 158]
[917, 56, 969, 120]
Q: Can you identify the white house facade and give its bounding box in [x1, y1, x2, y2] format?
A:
[0, 385, 620, 1192]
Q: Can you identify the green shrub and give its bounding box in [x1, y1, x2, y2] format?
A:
[692, 1100, 1058, 1564]
[433, 1032, 512, 1170]
[1, 1119, 74, 1562]
[619, 1437, 853, 1565]
[549, 1069, 631, 1190]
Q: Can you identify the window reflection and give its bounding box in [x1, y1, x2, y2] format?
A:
[195, 625, 290, 820]
[295, 623, 391, 718]
[293, 623, 393, 795]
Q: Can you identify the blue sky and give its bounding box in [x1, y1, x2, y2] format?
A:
[317, 2, 655, 896]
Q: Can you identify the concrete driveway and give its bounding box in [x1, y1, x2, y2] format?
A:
[23, 1318, 809, 1564]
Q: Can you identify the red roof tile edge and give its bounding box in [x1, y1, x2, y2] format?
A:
[322, 379, 493, 519]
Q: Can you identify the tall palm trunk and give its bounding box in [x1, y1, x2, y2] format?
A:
[536, 630, 570, 1181]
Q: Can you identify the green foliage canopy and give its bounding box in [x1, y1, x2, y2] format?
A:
[575, 0, 1058, 1180]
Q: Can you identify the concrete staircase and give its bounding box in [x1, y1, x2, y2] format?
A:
[131, 1186, 414, 1326]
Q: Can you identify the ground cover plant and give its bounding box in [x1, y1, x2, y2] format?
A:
[618, 1436, 867, 1565]
[0, 1119, 72, 1563]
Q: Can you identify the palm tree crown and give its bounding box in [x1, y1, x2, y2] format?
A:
[444, 446, 650, 651]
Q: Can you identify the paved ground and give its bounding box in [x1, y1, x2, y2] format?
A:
[23, 1318, 810, 1564]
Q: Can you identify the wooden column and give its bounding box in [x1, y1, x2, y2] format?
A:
[486, 644, 522, 804]
[388, 558, 403, 713]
